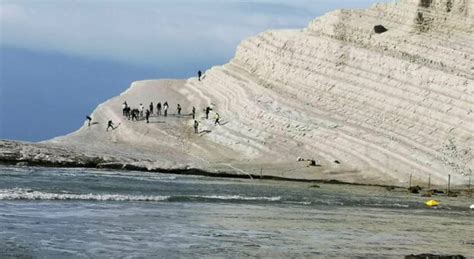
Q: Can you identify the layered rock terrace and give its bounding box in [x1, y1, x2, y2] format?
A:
[47, 0, 473, 186]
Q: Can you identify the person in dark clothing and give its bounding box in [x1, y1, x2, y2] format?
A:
[214, 113, 221, 126]
[157, 102, 162, 116]
[107, 120, 115, 131]
[163, 102, 169, 117]
[198, 70, 202, 81]
[194, 120, 199, 134]
[122, 101, 128, 116]
[124, 106, 131, 119]
[205, 106, 212, 119]
[131, 108, 139, 121]
[86, 116, 92, 127]
[177, 104, 182, 115]
[192, 106, 196, 119]
[149, 102, 154, 115]
[145, 109, 150, 123]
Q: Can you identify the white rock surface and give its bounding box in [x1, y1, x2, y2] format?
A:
[49, 0, 473, 186]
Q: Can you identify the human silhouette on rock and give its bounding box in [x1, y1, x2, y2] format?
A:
[205, 106, 212, 119]
[139, 104, 144, 118]
[194, 120, 199, 134]
[214, 113, 221, 126]
[86, 116, 92, 127]
[177, 104, 182, 115]
[122, 101, 128, 116]
[107, 120, 116, 131]
[163, 102, 169, 117]
[145, 109, 150, 123]
[157, 102, 162, 116]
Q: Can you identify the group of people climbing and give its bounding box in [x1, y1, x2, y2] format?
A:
[192, 110, 219, 134]
[91, 70, 218, 132]
[118, 99, 221, 134]
[122, 101, 175, 123]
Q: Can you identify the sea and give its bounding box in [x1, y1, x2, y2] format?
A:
[0, 165, 472, 258]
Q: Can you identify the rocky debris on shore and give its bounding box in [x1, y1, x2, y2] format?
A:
[0, 140, 111, 167]
[408, 185, 422, 194]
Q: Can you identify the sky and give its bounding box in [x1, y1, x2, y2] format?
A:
[0, 0, 387, 142]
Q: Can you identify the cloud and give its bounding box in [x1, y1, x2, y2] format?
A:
[0, 0, 386, 69]
[0, 3, 26, 21]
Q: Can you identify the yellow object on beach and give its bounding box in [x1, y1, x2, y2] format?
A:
[425, 200, 439, 207]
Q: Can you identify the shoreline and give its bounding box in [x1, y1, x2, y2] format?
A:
[0, 159, 389, 187]
[1, 139, 471, 195]
[2, 160, 473, 197]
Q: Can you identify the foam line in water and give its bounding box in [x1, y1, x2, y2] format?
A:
[0, 189, 169, 201]
[187, 195, 281, 201]
[0, 189, 281, 202]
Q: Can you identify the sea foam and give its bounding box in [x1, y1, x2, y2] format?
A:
[0, 188, 170, 202]
[0, 188, 281, 202]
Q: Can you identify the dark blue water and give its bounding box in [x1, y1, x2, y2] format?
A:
[1, 166, 472, 258]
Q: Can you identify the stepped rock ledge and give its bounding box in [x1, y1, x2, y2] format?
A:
[2, 0, 473, 186]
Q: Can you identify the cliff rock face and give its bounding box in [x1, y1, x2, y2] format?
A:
[50, 0, 473, 185]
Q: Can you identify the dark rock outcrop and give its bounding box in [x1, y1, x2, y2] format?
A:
[408, 185, 422, 193]
[373, 25, 388, 33]
[0, 140, 112, 168]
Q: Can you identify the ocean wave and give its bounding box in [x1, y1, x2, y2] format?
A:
[0, 189, 281, 202]
[0, 166, 178, 182]
[283, 201, 312, 205]
[91, 171, 178, 181]
[186, 195, 281, 201]
[0, 189, 170, 202]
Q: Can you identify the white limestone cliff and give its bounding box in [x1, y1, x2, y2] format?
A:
[49, 0, 473, 186]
